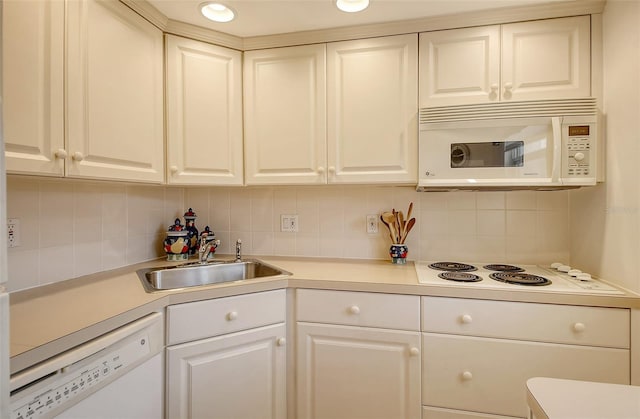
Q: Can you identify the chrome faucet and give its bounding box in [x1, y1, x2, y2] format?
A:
[235, 239, 242, 262]
[198, 236, 214, 264]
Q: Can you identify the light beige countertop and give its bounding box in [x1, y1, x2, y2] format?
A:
[526, 377, 640, 418]
[10, 256, 640, 375]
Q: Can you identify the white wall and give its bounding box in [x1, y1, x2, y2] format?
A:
[570, 0, 640, 293]
[7, 175, 571, 292]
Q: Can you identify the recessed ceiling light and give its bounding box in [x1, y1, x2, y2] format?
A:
[200, 2, 235, 23]
[336, 0, 370, 13]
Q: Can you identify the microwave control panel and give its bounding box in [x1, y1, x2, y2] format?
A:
[563, 124, 594, 179]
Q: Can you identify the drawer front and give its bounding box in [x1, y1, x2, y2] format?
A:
[167, 289, 286, 345]
[297, 289, 420, 331]
[422, 333, 629, 418]
[422, 406, 520, 419]
[422, 296, 630, 348]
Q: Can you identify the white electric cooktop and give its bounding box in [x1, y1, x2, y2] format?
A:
[414, 261, 625, 295]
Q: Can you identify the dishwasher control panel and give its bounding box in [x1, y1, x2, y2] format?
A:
[10, 313, 163, 419]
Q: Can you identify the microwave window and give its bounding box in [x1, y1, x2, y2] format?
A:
[450, 141, 524, 168]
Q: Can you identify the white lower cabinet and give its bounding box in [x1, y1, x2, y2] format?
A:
[166, 290, 287, 419]
[296, 289, 422, 419]
[421, 297, 630, 419]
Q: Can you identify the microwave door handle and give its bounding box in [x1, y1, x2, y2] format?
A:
[551, 117, 562, 184]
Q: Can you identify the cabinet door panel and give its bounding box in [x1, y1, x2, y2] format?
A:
[422, 333, 629, 418]
[297, 322, 421, 419]
[167, 323, 286, 419]
[166, 35, 243, 185]
[244, 45, 327, 185]
[3, 0, 64, 176]
[66, 0, 164, 182]
[328, 34, 418, 184]
[419, 26, 500, 107]
[502, 16, 591, 101]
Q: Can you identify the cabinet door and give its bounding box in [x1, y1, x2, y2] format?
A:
[422, 333, 629, 418]
[419, 26, 500, 107]
[502, 15, 591, 101]
[3, 0, 65, 176]
[167, 323, 287, 419]
[327, 34, 418, 184]
[66, 0, 164, 183]
[165, 35, 243, 185]
[244, 44, 326, 185]
[297, 322, 421, 419]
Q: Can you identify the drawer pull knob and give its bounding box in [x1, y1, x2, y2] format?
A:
[277, 337, 286, 347]
[461, 314, 473, 324]
[349, 305, 361, 315]
[72, 151, 84, 161]
[55, 149, 68, 159]
[227, 311, 238, 321]
[573, 322, 586, 332]
[461, 371, 473, 381]
[409, 347, 420, 356]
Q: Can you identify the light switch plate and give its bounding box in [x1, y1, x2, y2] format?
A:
[8, 218, 20, 248]
[281, 215, 299, 233]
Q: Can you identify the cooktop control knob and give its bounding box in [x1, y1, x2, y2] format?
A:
[557, 265, 571, 273]
[577, 273, 592, 281]
[551, 262, 563, 269]
[568, 269, 582, 276]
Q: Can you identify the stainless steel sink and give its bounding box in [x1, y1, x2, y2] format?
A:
[137, 259, 291, 292]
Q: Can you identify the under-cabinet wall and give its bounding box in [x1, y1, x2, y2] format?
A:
[6, 176, 572, 292]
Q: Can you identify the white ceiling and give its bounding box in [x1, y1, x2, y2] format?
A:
[147, 0, 565, 38]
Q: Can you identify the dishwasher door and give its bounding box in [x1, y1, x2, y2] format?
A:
[10, 312, 164, 419]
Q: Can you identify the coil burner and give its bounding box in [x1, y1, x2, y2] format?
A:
[483, 264, 524, 272]
[428, 262, 477, 272]
[438, 272, 483, 282]
[489, 272, 552, 286]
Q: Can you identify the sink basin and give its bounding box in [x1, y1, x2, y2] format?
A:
[137, 259, 291, 292]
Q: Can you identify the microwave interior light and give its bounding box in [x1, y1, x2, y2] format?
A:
[336, 0, 370, 13]
[200, 2, 235, 22]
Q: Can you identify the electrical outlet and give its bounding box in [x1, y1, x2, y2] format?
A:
[366, 215, 378, 234]
[8, 218, 20, 248]
[280, 214, 299, 233]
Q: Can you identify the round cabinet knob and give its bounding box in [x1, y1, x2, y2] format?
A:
[461, 314, 473, 324]
[328, 166, 336, 174]
[461, 371, 473, 381]
[348, 305, 361, 315]
[317, 166, 325, 174]
[72, 152, 84, 161]
[489, 83, 499, 100]
[277, 337, 286, 347]
[170, 165, 179, 174]
[227, 311, 238, 321]
[55, 149, 68, 159]
[574, 152, 586, 161]
[573, 322, 586, 333]
[503, 82, 513, 100]
[409, 347, 420, 356]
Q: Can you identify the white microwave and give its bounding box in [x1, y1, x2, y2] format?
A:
[417, 99, 600, 191]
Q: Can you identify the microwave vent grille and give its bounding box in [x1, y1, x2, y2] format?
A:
[420, 98, 597, 124]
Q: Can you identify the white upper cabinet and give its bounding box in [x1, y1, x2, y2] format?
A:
[327, 34, 418, 184]
[502, 16, 591, 102]
[66, 0, 164, 183]
[420, 16, 591, 107]
[3, 0, 65, 176]
[244, 44, 327, 185]
[165, 35, 243, 185]
[244, 35, 418, 185]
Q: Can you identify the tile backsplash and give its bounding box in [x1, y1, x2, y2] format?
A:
[6, 176, 570, 292]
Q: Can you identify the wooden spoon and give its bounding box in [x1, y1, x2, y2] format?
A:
[401, 217, 416, 244]
[380, 215, 395, 243]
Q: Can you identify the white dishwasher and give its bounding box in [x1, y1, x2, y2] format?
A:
[9, 312, 164, 419]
